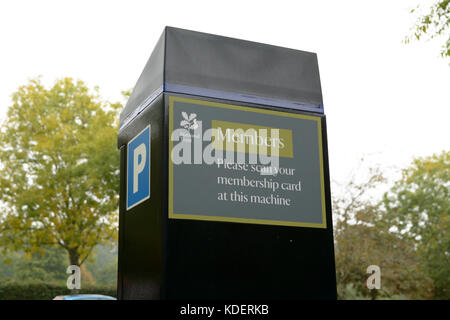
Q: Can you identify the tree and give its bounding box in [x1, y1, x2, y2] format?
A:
[11, 247, 67, 283]
[335, 213, 433, 299]
[0, 78, 120, 268]
[85, 245, 118, 286]
[383, 151, 449, 299]
[333, 167, 432, 299]
[405, 0, 450, 58]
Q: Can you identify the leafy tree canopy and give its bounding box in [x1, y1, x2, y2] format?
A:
[333, 166, 433, 299]
[0, 77, 121, 267]
[406, 0, 450, 58]
[383, 150, 449, 299]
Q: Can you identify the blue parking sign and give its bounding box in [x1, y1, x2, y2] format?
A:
[127, 125, 151, 210]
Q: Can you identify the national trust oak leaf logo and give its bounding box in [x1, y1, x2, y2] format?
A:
[180, 112, 198, 131]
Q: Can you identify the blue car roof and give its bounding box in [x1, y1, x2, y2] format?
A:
[56, 294, 116, 300]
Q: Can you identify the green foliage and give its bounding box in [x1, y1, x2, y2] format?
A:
[0, 281, 116, 300]
[0, 245, 118, 287]
[0, 251, 19, 280]
[342, 282, 407, 300]
[335, 221, 432, 300]
[334, 151, 449, 300]
[383, 151, 449, 299]
[84, 245, 118, 286]
[11, 247, 67, 283]
[333, 169, 432, 300]
[405, 0, 450, 58]
[0, 77, 121, 267]
[341, 283, 371, 300]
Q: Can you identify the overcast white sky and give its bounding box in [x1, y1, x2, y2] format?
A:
[0, 0, 449, 188]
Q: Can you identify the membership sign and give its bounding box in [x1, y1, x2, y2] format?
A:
[169, 97, 326, 228]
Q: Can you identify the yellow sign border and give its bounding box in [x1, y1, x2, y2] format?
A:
[169, 96, 327, 229]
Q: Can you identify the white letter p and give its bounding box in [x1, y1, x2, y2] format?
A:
[133, 143, 146, 193]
